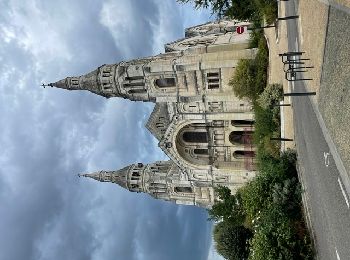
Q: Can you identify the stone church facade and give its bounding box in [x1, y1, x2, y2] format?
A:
[49, 19, 257, 208]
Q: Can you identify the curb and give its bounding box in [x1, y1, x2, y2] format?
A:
[296, 160, 319, 259]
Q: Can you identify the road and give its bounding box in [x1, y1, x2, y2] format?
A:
[284, 1, 350, 259]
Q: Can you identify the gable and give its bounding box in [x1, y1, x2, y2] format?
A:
[145, 103, 170, 141]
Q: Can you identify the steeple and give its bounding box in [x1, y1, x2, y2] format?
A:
[48, 66, 114, 98]
[48, 62, 152, 101]
[78, 161, 218, 208]
[78, 165, 130, 189]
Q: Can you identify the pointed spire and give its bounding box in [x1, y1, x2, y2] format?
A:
[48, 68, 101, 95]
[78, 171, 108, 182]
[78, 166, 131, 189]
[47, 62, 153, 101]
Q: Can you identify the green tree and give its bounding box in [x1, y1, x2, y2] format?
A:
[213, 222, 252, 260]
[248, 205, 297, 260]
[208, 186, 245, 226]
[177, 0, 257, 20]
[258, 84, 283, 109]
[272, 177, 301, 219]
[253, 104, 278, 144]
[229, 59, 257, 101]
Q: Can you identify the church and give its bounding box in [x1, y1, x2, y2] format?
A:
[48, 19, 258, 208]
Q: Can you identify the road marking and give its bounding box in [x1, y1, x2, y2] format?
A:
[323, 151, 330, 167]
[295, 37, 299, 52]
[336, 248, 340, 260]
[338, 177, 350, 208]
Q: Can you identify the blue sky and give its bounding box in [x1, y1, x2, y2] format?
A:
[0, 0, 224, 259]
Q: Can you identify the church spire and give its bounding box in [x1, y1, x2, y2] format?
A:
[48, 67, 107, 97]
[48, 62, 152, 101]
[78, 166, 130, 189]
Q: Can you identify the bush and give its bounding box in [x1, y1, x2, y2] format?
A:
[272, 177, 301, 219]
[254, 38, 269, 95]
[208, 186, 245, 226]
[253, 104, 278, 144]
[258, 84, 283, 109]
[209, 149, 313, 260]
[230, 35, 269, 102]
[214, 222, 253, 260]
[229, 59, 258, 101]
[248, 205, 297, 260]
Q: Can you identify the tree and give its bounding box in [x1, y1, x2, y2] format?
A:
[248, 205, 297, 260]
[213, 222, 252, 260]
[177, 0, 257, 20]
[229, 59, 257, 101]
[272, 177, 301, 219]
[208, 186, 245, 226]
[257, 84, 283, 109]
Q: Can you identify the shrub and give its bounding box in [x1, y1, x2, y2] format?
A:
[214, 222, 253, 260]
[208, 186, 245, 226]
[258, 83, 283, 109]
[253, 104, 278, 144]
[272, 177, 302, 219]
[230, 25, 269, 102]
[262, 1, 278, 24]
[254, 37, 269, 95]
[229, 59, 258, 101]
[248, 205, 297, 260]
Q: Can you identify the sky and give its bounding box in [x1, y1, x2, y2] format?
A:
[0, 0, 224, 259]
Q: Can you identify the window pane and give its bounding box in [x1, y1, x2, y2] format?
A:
[231, 120, 254, 126]
[207, 72, 219, 78]
[233, 150, 255, 158]
[175, 187, 193, 193]
[128, 89, 147, 94]
[229, 131, 253, 144]
[183, 132, 208, 143]
[208, 78, 219, 83]
[208, 84, 219, 89]
[194, 148, 209, 155]
[155, 78, 176, 88]
[125, 76, 144, 80]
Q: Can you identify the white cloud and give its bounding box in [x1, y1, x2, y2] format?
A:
[0, 1, 214, 260]
[0, 0, 72, 63]
[99, 0, 140, 59]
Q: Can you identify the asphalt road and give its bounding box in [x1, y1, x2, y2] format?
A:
[284, 1, 350, 259]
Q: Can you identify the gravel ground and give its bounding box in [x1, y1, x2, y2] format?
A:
[297, 0, 329, 100]
[333, 0, 350, 9]
[318, 6, 350, 174]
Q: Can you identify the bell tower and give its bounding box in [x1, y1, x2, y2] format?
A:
[79, 161, 215, 208]
[48, 63, 152, 101]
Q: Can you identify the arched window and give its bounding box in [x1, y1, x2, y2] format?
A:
[183, 132, 208, 143]
[229, 131, 253, 145]
[194, 148, 209, 155]
[233, 150, 255, 158]
[155, 78, 176, 88]
[175, 187, 193, 193]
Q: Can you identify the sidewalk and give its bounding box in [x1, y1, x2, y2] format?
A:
[264, 1, 350, 168]
[264, 2, 296, 151]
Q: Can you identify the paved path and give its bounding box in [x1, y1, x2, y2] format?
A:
[284, 1, 350, 259]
